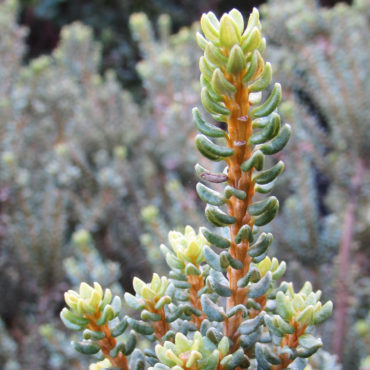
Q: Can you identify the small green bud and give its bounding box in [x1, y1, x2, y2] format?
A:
[200, 12, 220, 43]
[72, 229, 91, 247]
[227, 44, 246, 74]
[2, 151, 15, 166]
[114, 145, 127, 160]
[219, 14, 241, 48]
[141, 205, 159, 223]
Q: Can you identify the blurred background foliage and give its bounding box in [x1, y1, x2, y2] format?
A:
[0, 0, 369, 369]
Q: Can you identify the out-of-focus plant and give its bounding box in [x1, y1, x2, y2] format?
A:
[61, 8, 334, 369]
[260, 0, 370, 366]
[1, 1, 203, 368]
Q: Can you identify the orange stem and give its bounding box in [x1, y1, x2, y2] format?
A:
[87, 314, 129, 370]
[223, 73, 255, 345]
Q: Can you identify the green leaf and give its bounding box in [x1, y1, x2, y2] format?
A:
[253, 161, 285, 184]
[206, 327, 223, 344]
[225, 348, 250, 370]
[222, 251, 243, 269]
[182, 304, 202, 317]
[298, 334, 322, 350]
[255, 343, 272, 370]
[60, 308, 88, 330]
[205, 42, 228, 67]
[154, 296, 171, 310]
[253, 202, 279, 226]
[206, 205, 236, 226]
[111, 318, 128, 337]
[196, 182, 226, 206]
[169, 270, 187, 281]
[72, 341, 100, 355]
[201, 227, 230, 249]
[208, 274, 232, 297]
[166, 307, 183, 323]
[262, 344, 281, 365]
[196, 32, 207, 50]
[237, 266, 261, 288]
[200, 13, 219, 42]
[201, 88, 231, 116]
[240, 329, 260, 351]
[248, 271, 272, 298]
[226, 304, 248, 318]
[141, 310, 161, 321]
[258, 37, 266, 53]
[272, 261, 286, 280]
[248, 197, 278, 216]
[297, 306, 314, 326]
[276, 292, 296, 320]
[241, 150, 264, 172]
[83, 329, 105, 340]
[248, 232, 273, 257]
[193, 107, 225, 138]
[229, 9, 244, 33]
[242, 50, 259, 83]
[124, 293, 144, 311]
[255, 181, 275, 194]
[275, 316, 295, 334]
[184, 263, 201, 276]
[249, 113, 280, 144]
[127, 318, 154, 335]
[248, 62, 272, 92]
[130, 349, 146, 370]
[110, 342, 126, 358]
[241, 27, 261, 53]
[239, 312, 265, 334]
[199, 56, 215, 82]
[212, 68, 237, 96]
[201, 295, 226, 322]
[219, 14, 241, 48]
[201, 74, 223, 101]
[195, 134, 234, 158]
[125, 331, 137, 356]
[313, 301, 333, 325]
[171, 280, 191, 289]
[260, 123, 291, 155]
[224, 185, 246, 200]
[226, 44, 246, 74]
[96, 304, 115, 325]
[165, 253, 185, 270]
[250, 83, 282, 118]
[111, 296, 121, 315]
[297, 346, 320, 358]
[243, 8, 261, 37]
[204, 245, 224, 272]
[234, 224, 253, 244]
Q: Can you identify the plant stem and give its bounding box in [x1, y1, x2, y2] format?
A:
[332, 158, 364, 361]
[188, 274, 206, 328]
[87, 315, 129, 370]
[223, 74, 255, 344]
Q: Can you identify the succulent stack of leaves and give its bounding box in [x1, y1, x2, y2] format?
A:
[61, 282, 143, 369]
[60, 8, 333, 370]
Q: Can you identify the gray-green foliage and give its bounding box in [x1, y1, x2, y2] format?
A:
[0, 1, 202, 368]
[260, 0, 370, 366]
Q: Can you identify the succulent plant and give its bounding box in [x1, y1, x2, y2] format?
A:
[60, 8, 333, 369]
